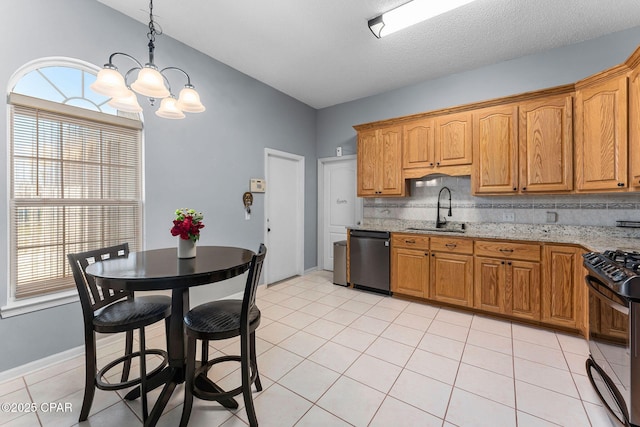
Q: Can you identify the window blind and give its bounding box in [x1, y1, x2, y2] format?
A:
[10, 104, 142, 299]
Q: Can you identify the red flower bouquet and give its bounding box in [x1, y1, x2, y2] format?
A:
[170, 208, 204, 242]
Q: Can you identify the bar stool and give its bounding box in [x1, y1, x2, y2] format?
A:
[68, 243, 171, 422]
[180, 244, 266, 427]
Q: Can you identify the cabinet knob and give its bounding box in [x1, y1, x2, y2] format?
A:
[429, 163, 434, 166]
[436, 162, 440, 166]
[425, 253, 429, 256]
[431, 253, 435, 257]
[508, 261, 512, 266]
[501, 261, 505, 265]
[522, 187, 527, 191]
[513, 187, 517, 191]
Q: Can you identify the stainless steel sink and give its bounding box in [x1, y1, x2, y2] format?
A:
[405, 227, 465, 233]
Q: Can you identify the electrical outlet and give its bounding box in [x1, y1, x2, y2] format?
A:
[502, 212, 515, 222]
[546, 211, 558, 223]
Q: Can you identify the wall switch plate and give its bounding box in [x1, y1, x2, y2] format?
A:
[502, 212, 515, 222]
[245, 211, 250, 220]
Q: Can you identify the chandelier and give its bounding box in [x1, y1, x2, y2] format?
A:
[90, 0, 205, 119]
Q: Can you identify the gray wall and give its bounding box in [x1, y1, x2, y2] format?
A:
[0, 0, 316, 372]
[316, 27, 640, 159]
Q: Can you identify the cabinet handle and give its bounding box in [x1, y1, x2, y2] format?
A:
[405, 239, 416, 244]
[618, 182, 625, 187]
[499, 248, 514, 253]
[425, 253, 429, 256]
[522, 187, 527, 191]
[445, 243, 457, 249]
[431, 253, 435, 257]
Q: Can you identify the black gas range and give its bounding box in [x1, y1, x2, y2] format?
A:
[583, 250, 640, 427]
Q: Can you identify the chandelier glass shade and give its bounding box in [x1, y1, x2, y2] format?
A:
[90, 0, 205, 118]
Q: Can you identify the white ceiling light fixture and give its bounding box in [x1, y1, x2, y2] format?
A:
[368, 0, 478, 38]
[91, 0, 205, 117]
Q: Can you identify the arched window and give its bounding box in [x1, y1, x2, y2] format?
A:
[6, 58, 143, 306]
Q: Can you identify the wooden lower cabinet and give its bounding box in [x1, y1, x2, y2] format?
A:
[541, 245, 585, 330]
[430, 252, 474, 307]
[474, 257, 506, 313]
[391, 233, 430, 298]
[474, 257, 541, 320]
[391, 247, 429, 298]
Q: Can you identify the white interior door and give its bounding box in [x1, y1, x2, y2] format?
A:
[319, 156, 362, 271]
[264, 149, 304, 284]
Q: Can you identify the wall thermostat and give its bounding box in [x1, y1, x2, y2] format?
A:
[250, 178, 266, 193]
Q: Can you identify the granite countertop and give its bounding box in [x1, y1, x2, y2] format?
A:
[351, 219, 640, 253]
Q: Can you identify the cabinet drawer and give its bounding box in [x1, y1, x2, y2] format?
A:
[392, 233, 430, 250]
[430, 237, 473, 255]
[474, 240, 540, 261]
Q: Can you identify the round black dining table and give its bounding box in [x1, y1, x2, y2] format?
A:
[85, 246, 255, 427]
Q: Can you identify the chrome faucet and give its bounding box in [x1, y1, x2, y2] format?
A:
[436, 186, 452, 228]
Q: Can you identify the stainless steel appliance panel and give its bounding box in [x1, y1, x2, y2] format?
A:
[349, 230, 390, 294]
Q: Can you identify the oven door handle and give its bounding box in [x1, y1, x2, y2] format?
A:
[585, 275, 629, 315]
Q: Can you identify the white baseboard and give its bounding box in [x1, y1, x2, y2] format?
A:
[0, 333, 123, 383]
[304, 266, 318, 275]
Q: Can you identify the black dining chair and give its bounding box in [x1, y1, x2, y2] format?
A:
[67, 243, 172, 422]
[180, 244, 267, 427]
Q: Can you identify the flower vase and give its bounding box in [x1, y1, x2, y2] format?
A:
[178, 237, 197, 259]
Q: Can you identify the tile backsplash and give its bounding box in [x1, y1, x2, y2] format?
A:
[364, 176, 640, 227]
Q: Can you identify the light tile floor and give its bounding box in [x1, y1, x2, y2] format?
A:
[0, 270, 615, 426]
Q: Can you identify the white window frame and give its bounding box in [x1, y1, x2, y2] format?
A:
[1, 57, 145, 318]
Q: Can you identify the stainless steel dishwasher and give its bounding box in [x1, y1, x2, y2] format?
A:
[349, 229, 391, 294]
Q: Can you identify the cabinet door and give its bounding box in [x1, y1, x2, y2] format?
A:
[357, 129, 379, 196]
[507, 260, 541, 321]
[379, 126, 404, 195]
[472, 105, 518, 194]
[519, 95, 573, 193]
[474, 257, 505, 313]
[542, 245, 582, 329]
[629, 69, 640, 188]
[430, 252, 473, 307]
[435, 112, 473, 167]
[391, 247, 428, 298]
[403, 118, 435, 169]
[575, 76, 628, 191]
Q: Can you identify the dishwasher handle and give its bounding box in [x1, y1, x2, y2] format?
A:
[349, 229, 390, 239]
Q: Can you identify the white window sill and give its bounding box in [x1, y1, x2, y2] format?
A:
[0, 290, 78, 318]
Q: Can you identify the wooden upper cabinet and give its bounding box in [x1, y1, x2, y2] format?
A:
[575, 75, 628, 191]
[403, 118, 435, 169]
[357, 126, 405, 197]
[435, 112, 473, 167]
[357, 129, 378, 196]
[629, 68, 640, 188]
[472, 105, 518, 194]
[519, 95, 573, 193]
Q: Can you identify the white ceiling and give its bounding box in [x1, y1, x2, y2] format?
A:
[97, 0, 640, 109]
